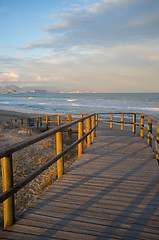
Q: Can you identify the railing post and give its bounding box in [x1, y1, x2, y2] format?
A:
[95, 114, 98, 127]
[1, 155, 15, 228]
[110, 114, 113, 129]
[86, 117, 91, 147]
[40, 117, 42, 127]
[78, 121, 83, 157]
[56, 132, 64, 178]
[121, 114, 124, 131]
[57, 115, 60, 126]
[92, 114, 96, 138]
[133, 114, 136, 133]
[91, 116, 93, 141]
[68, 114, 72, 138]
[68, 114, 71, 123]
[48, 116, 50, 128]
[140, 115, 144, 138]
[46, 116, 48, 130]
[148, 118, 152, 147]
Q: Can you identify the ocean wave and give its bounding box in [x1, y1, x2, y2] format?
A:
[72, 103, 81, 107]
[0, 102, 9, 104]
[67, 99, 77, 102]
[129, 106, 159, 112]
[141, 107, 159, 112]
[28, 97, 36, 99]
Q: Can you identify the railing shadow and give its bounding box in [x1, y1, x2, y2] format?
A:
[4, 128, 158, 239]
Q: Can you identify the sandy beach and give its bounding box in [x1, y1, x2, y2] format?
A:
[0, 109, 40, 127]
[0, 108, 80, 227]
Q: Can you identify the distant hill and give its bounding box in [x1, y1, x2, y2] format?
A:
[0, 85, 47, 94]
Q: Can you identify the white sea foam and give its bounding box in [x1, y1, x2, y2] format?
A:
[28, 97, 36, 99]
[0, 102, 9, 104]
[141, 107, 159, 112]
[67, 99, 77, 102]
[130, 106, 159, 112]
[72, 103, 81, 107]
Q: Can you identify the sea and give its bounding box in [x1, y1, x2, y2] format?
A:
[0, 92, 159, 120]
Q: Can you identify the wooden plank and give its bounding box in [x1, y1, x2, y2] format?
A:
[25, 208, 159, 228]
[46, 180, 158, 192]
[38, 192, 159, 206]
[43, 185, 159, 198]
[27, 201, 159, 218]
[20, 212, 159, 234]
[41, 189, 159, 206]
[4, 224, 108, 240]
[0, 231, 60, 239]
[0, 126, 159, 239]
[36, 195, 158, 210]
[9, 218, 159, 239]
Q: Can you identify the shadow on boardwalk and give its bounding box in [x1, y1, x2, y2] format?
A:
[0, 127, 159, 239]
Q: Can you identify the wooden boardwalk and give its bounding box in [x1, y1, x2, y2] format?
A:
[0, 126, 159, 239]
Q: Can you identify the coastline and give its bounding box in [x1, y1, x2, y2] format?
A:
[0, 109, 32, 117]
[0, 92, 159, 119]
[0, 108, 47, 126]
[0, 108, 40, 127]
[0, 105, 46, 116]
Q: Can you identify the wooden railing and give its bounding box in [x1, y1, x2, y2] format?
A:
[9, 113, 90, 130]
[0, 114, 96, 228]
[0, 111, 158, 229]
[97, 112, 159, 161]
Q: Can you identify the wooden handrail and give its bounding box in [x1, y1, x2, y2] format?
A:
[98, 112, 159, 123]
[97, 112, 159, 160]
[0, 113, 96, 228]
[0, 114, 94, 158]
[0, 126, 96, 204]
[0, 111, 158, 228]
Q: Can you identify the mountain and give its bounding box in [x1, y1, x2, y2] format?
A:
[0, 85, 22, 92]
[0, 85, 47, 94]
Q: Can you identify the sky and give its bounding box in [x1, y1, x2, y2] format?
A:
[0, 0, 159, 92]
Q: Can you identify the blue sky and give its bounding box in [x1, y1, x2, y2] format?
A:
[0, 0, 159, 92]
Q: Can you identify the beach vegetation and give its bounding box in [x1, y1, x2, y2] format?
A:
[0, 122, 82, 227]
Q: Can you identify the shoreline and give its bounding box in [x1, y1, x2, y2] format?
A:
[0, 105, 48, 116]
[0, 108, 40, 117]
[0, 108, 42, 127]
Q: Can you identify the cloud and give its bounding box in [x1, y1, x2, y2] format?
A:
[0, 71, 19, 83]
[22, 0, 159, 52]
[148, 56, 159, 62]
[1, 41, 159, 92]
[3, 72, 19, 78]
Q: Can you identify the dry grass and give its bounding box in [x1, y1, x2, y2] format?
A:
[0, 123, 81, 228]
